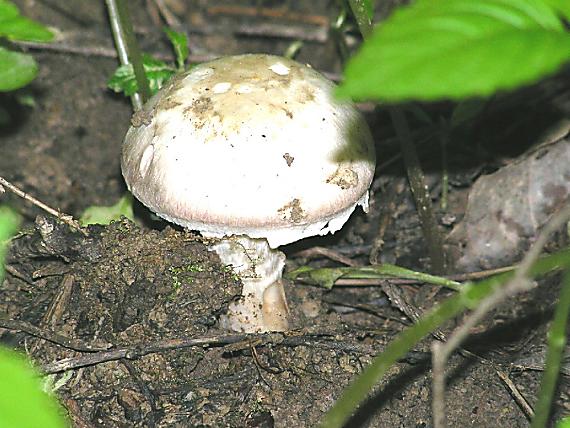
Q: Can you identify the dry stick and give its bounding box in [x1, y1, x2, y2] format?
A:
[496, 369, 534, 420]
[206, 5, 329, 27]
[153, 0, 183, 29]
[431, 203, 570, 428]
[0, 176, 86, 235]
[13, 39, 217, 63]
[0, 318, 108, 352]
[41, 331, 374, 374]
[293, 246, 360, 267]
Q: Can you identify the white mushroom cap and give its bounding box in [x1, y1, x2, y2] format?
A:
[121, 54, 375, 248]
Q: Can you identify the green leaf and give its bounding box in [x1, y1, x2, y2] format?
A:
[337, 0, 570, 102]
[108, 53, 175, 96]
[287, 263, 463, 290]
[0, 347, 66, 428]
[0, 205, 20, 283]
[543, 0, 570, 20]
[164, 27, 188, 70]
[0, 0, 53, 42]
[0, 0, 19, 21]
[557, 417, 570, 428]
[0, 47, 37, 91]
[0, 17, 53, 42]
[79, 194, 134, 226]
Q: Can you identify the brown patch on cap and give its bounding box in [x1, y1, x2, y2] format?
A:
[326, 166, 358, 190]
[283, 153, 294, 167]
[277, 198, 306, 223]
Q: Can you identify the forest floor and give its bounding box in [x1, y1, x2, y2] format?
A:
[1, 1, 569, 427]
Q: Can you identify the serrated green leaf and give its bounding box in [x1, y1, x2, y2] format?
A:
[0, 47, 37, 91]
[108, 53, 175, 96]
[0, 205, 20, 291]
[0, 0, 53, 42]
[164, 27, 188, 70]
[337, 0, 570, 102]
[0, 347, 66, 428]
[79, 194, 134, 226]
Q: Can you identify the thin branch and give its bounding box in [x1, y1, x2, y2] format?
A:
[40, 330, 377, 374]
[496, 368, 534, 420]
[13, 39, 216, 63]
[0, 318, 108, 352]
[0, 176, 86, 235]
[153, 0, 182, 30]
[292, 246, 359, 267]
[432, 203, 570, 428]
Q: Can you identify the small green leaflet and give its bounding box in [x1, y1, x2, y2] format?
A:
[0, 205, 20, 284]
[108, 53, 176, 97]
[0, 0, 53, 91]
[164, 28, 188, 70]
[0, 47, 37, 91]
[79, 194, 134, 226]
[0, 0, 53, 42]
[0, 347, 66, 428]
[337, 0, 570, 102]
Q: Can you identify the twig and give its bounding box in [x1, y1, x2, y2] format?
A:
[41, 330, 378, 374]
[153, 0, 182, 30]
[0, 318, 108, 352]
[206, 5, 329, 27]
[235, 22, 327, 42]
[13, 39, 216, 63]
[431, 203, 570, 428]
[496, 368, 534, 420]
[0, 176, 86, 235]
[43, 334, 252, 373]
[292, 246, 359, 267]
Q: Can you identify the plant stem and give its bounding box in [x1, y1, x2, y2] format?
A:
[347, 0, 373, 39]
[391, 108, 446, 273]
[530, 268, 570, 428]
[347, 0, 446, 273]
[105, 0, 150, 110]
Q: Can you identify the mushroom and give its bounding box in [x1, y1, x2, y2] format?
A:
[121, 54, 375, 332]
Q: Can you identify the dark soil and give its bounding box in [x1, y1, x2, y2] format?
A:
[1, 1, 569, 427]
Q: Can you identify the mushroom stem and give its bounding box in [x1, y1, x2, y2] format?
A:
[211, 236, 289, 332]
